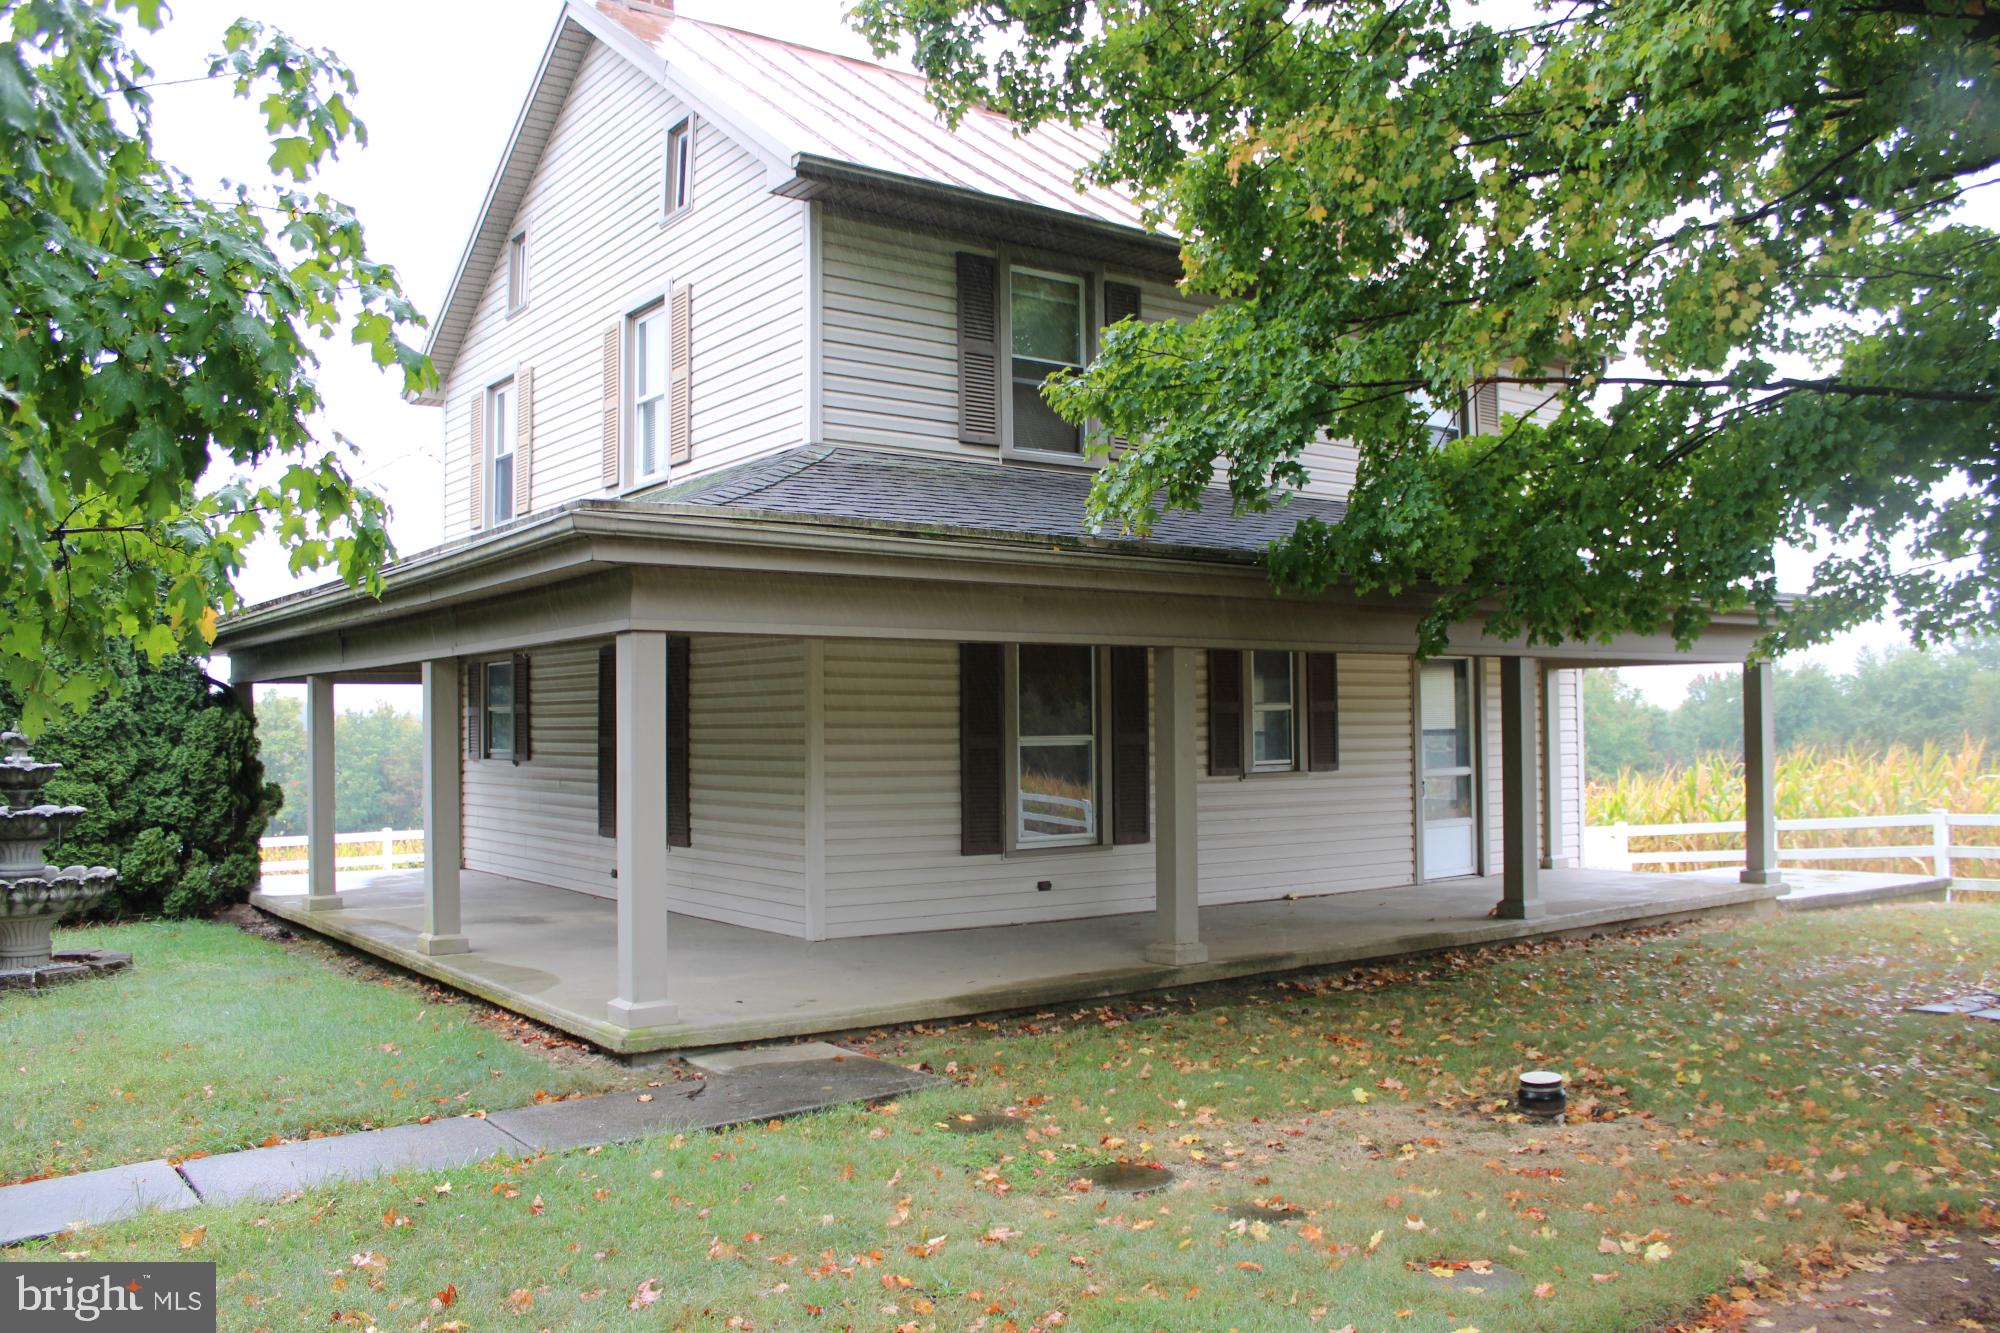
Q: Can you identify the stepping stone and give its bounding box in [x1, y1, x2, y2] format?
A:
[1220, 1201, 1301, 1223]
[1971, 1009, 2000, 1022]
[0, 1160, 198, 1246]
[935, 1112, 1015, 1134]
[179, 1116, 518, 1206]
[1419, 1261, 1527, 1295]
[490, 1057, 941, 1152]
[683, 1041, 856, 1074]
[1907, 994, 2000, 1014]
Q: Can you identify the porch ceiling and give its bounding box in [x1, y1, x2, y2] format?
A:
[253, 868, 1777, 1054]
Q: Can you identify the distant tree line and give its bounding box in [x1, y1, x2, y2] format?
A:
[256, 694, 422, 837]
[1585, 640, 2000, 781]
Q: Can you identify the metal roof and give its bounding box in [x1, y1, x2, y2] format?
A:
[595, 3, 1148, 231]
[667, 445, 1346, 556]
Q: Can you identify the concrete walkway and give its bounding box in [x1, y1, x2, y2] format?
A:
[253, 865, 1784, 1053]
[0, 1050, 938, 1247]
[1764, 867, 1953, 911]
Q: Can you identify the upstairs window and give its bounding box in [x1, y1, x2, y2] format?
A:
[1010, 268, 1086, 455]
[488, 377, 516, 523]
[630, 302, 670, 482]
[506, 229, 528, 313]
[1414, 389, 1470, 447]
[665, 117, 695, 218]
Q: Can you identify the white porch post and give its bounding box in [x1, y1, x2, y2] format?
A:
[608, 631, 679, 1028]
[302, 674, 341, 911]
[1498, 656, 1542, 919]
[1741, 659, 1784, 886]
[1539, 665, 1563, 870]
[1146, 646, 1207, 966]
[417, 659, 470, 956]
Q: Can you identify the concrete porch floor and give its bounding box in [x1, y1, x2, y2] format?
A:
[252, 867, 1789, 1054]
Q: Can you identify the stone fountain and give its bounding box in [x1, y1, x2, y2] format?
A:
[0, 729, 126, 988]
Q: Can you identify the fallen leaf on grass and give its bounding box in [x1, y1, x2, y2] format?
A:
[629, 1278, 663, 1310]
[177, 1226, 205, 1250]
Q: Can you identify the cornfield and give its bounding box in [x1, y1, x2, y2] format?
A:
[1587, 740, 2000, 877]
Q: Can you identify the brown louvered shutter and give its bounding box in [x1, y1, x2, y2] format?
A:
[1470, 381, 1502, 436]
[1109, 646, 1150, 845]
[668, 283, 692, 465]
[666, 634, 691, 848]
[467, 394, 486, 531]
[516, 367, 534, 514]
[958, 642, 1004, 854]
[1206, 648, 1243, 777]
[1305, 652, 1339, 772]
[955, 252, 1001, 446]
[1101, 281, 1142, 449]
[596, 645, 616, 838]
[601, 323, 621, 489]
[511, 651, 532, 764]
[464, 661, 483, 761]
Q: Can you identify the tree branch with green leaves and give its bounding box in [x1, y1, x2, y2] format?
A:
[0, 0, 430, 731]
[855, 0, 1999, 657]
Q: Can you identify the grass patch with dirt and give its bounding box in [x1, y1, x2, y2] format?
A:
[0, 918, 627, 1183]
[11, 905, 2000, 1332]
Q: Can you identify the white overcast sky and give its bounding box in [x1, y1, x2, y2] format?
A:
[137, 0, 1914, 710]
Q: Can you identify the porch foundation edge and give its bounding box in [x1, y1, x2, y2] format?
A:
[251, 880, 1781, 1055]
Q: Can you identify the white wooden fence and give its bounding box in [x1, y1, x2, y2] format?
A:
[259, 828, 424, 876]
[1585, 811, 2000, 878]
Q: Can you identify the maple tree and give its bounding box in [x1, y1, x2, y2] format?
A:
[0, 0, 426, 729]
[855, 0, 1998, 656]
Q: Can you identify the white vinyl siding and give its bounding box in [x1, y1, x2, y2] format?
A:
[463, 641, 614, 897]
[819, 641, 1418, 937]
[670, 635, 810, 935]
[442, 40, 805, 535]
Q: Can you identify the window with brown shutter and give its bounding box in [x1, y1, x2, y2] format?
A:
[1305, 652, 1339, 772]
[600, 324, 621, 488]
[666, 635, 691, 848]
[1206, 648, 1243, 776]
[511, 651, 532, 764]
[958, 642, 1004, 854]
[464, 659, 482, 761]
[1109, 646, 1149, 844]
[596, 645, 616, 838]
[516, 367, 534, 514]
[955, 252, 1001, 446]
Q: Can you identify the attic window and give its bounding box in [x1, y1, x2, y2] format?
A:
[665, 117, 694, 218]
[506, 230, 528, 313]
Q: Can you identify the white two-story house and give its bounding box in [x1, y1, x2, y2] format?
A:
[217, 0, 1785, 1052]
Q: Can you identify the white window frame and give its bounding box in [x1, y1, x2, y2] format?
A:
[1248, 649, 1299, 773]
[487, 376, 516, 525]
[1413, 388, 1471, 447]
[626, 298, 670, 486]
[1002, 262, 1092, 464]
[505, 228, 529, 315]
[664, 116, 695, 220]
[1007, 643, 1102, 850]
[482, 658, 516, 761]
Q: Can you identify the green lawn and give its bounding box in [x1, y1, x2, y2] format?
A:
[0, 920, 625, 1183]
[12, 906, 2000, 1333]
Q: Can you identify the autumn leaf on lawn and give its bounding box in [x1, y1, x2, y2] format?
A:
[629, 1277, 663, 1310]
[432, 1283, 457, 1309]
[177, 1225, 205, 1250]
[980, 1225, 1021, 1244]
[505, 1288, 534, 1313]
[1533, 1282, 1555, 1298]
[1644, 1242, 1674, 1262]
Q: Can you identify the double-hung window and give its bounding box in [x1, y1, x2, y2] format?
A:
[1016, 644, 1097, 846]
[488, 377, 516, 523]
[664, 117, 694, 218]
[1413, 388, 1471, 447]
[1010, 268, 1086, 455]
[483, 659, 516, 760]
[630, 302, 669, 483]
[1249, 650, 1297, 771]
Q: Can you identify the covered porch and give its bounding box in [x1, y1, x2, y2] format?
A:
[251, 863, 1779, 1054]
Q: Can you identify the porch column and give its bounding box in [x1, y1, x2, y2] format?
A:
[1497, 656, 1542, 919]
[302, 674, 341, 911]
[607, 631, 679, 1029]
[1145, 646, 1207, 965]
[1741, 659, 1784, 886]
[1540, 666, 1563, 870]
[417, 659, 470, 956]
